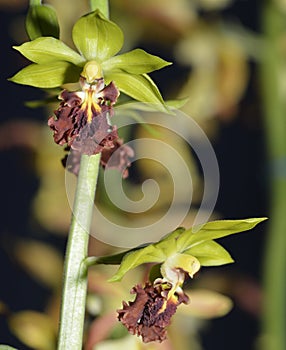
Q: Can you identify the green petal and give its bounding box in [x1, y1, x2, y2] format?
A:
[177, 217, 268, 251]
[13, 37, 85, 66]
[72, 10, 124, 61]
[26, 4, 59, 40]
[184, 240, 234, 266]
[105, 71, 168, 112]
[102, 49, 172, 74]
[9, 62, 82, 88]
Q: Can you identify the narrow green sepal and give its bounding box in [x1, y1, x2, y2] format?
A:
[9, 62, 82, 88]
[13, 37, 85, 66]
[0, 346, 18, 350]
[26, 4, 60, 40]
[72, 10, 123, 61]
[108, 244, 167, 282]
[176, 217, 268, 251]
[103, 49, 172, 75]
[86, 243, 149, 267]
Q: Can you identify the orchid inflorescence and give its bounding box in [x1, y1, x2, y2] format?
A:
[8, 3, 267, 346]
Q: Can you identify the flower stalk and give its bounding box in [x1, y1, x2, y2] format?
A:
[30, 0, 41, 5]
[90, 0, 109, 18]
[57, 153, 100, 349]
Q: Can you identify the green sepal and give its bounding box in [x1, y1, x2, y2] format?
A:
[102, 49, 172, 75]
[88, 243, 149, 266]
[176, 217, 268, 252]
[26, 4, 59, 40]
[105, 71, 168, 112]
[108, 244, 166, 282]
[9, 62, 82, 88]
[0, 346, 18, 350]
[72, 10, 123, 61]
[184, 240, 234, 266]
[108, 227, 185, 282]
[13, 37, 85, 66]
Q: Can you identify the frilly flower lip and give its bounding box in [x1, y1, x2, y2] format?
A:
[117, 281, 189, 343]
[48, 77, 119, 148]
[48, 71, 133, 177]
[117, 254, 201, 342]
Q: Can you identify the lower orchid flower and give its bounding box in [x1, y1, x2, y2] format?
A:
[118, 254, 200, 342]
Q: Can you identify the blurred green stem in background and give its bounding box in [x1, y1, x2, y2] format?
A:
[57, 2, 109, 349]
[260, 2, 286, 349]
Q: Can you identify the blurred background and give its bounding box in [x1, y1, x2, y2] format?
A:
[0, 0, 284, 349]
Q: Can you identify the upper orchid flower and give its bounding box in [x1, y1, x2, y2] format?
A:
[9, 10, 172, 176]
[10, 10, 171, 110]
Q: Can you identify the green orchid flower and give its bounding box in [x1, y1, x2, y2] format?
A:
[102, 218, 267, 282]
[87, 218, 267, 343]
[9, 10, 171, 109]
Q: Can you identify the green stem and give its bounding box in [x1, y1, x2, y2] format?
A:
[57, 154, 100, 350]
[90, 0, 109, 18]
[260, 3, 286, 349]
[29, 0, 41, 5]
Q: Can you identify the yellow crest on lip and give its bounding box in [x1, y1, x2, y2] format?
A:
[81, 90, 102, 123]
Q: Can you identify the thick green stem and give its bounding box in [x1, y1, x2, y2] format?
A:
[57, 154, 100, 349]
[90, 0, 109, 17]
[260, 3, 286, 349]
